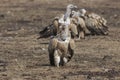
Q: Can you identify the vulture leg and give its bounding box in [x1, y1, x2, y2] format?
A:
[79, 31, 85, 39]
[54, 49, 60, 67]
[77, 25, 85, 40]
[49, 50, 55, 66]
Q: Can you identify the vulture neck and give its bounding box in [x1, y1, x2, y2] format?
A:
[64, 8, 71, 21]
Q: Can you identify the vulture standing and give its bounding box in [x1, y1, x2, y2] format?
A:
[70, 10, 88, 39]
[48, 20, 77, 67]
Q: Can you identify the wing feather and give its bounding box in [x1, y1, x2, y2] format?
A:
[85, 13, 108, 35]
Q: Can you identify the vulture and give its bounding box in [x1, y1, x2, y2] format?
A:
[79, 9, 109, 35]
[70, 10, 88, 39]
[48, 20, 77, 67]
[38, 4, 78, 39]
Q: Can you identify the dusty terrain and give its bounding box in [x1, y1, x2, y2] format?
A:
[0, 0, 120, 80]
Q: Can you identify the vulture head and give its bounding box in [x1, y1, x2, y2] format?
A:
[64, 4, 78, 21]
[67, 4, 77, 11]
[66, 4, 78, 16]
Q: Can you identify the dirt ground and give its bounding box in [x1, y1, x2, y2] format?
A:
[0, 0, 120, 80]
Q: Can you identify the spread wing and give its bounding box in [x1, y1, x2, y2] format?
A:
[84, 13, 108, 35]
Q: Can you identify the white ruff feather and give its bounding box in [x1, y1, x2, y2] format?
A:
[54, 50, 60, 67]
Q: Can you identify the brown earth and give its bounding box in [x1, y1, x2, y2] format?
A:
[0, 0, 120, 80]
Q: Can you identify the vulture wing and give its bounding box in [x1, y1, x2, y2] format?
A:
[84, 13, 108, 35]
[38, 19, 59, 38]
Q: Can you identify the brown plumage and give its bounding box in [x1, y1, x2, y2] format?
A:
[48, 24, 76, 67]
[48, 38, 75, 67]
[80, 9, 109, 35]
[38, 15, 79, 39]
[38, 18, 59, 39]
[38, 4, 78, 39]
[70, 10, 91, 39]
[70, 16, 87, 39]
[38, 14, 65, 39]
